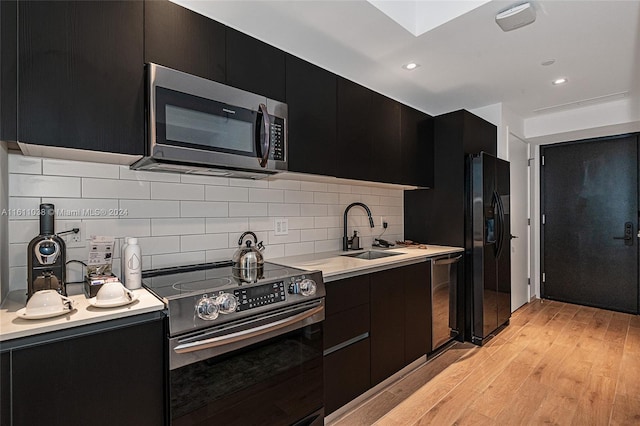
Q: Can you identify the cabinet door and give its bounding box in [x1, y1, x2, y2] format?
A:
[401, 105, 434, 187]
[1, 351, 10, 426]
[226, 28, 286, 102]
[370, 92, 401, 184]
[11, 319, 165, 426]
[325, 274, 369, 316]
[285, 55, 337, 176]
[336, 78, 373, 181]
[370, 268, 405, 386]
[404, 261, 431, 363]
[324, 338, 370, 415]
[1, 0, 17, 142]
[18, 1, 144, 155]
[144, 0, 226, 83]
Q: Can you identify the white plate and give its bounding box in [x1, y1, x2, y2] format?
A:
[89, 293, 139, 308]
[16, 306, 75, 320]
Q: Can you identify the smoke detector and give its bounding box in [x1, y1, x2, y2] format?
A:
[496, 2, 536, 32]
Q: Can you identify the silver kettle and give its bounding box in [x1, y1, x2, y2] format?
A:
[232, 232, 265, 282]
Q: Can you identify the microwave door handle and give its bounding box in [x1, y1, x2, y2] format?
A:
[257, 103, 271, 167]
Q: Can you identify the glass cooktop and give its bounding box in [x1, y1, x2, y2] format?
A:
[142, 261, 304, 300]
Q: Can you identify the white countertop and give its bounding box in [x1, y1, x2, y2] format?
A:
[0, 286, 165, 342]
[269, 245, 463, 282]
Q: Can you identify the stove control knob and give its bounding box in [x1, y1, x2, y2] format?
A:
[299, 278, 317, 297]
[215, 292, 238, 314]
[196, 296, 219, 321]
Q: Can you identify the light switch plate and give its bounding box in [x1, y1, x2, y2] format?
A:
[274, 218, 289, 236]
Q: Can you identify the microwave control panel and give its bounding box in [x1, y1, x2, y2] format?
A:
[270, 117, 285, 161]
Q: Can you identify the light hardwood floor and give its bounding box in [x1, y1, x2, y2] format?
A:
[329, 299, 640, 426]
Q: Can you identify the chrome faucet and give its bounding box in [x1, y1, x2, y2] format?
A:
[343, 202, 375, 251]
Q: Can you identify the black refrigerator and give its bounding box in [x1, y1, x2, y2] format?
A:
[465, 152, 511, 345]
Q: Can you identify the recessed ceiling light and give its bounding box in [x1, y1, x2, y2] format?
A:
[402, 62, 420, 71]
[552, 78, 568, 85]
[541, 59, 556, 66]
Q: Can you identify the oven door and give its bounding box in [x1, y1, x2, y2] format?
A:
[168, 300, 324, 426]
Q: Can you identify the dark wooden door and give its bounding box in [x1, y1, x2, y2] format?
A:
[1, 0, 17, 142]
[542, 135, 639, 313]
[370, 92, 401, 184]
[401, 105, 433, 187]
[403, 262, 431, 363]
[19, 0, 144, 154]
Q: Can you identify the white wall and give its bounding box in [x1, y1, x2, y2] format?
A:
[6, 154, 404, 292]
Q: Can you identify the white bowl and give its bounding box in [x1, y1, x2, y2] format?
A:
[96, 281, 133, 303]
[26, 290, 71, 315]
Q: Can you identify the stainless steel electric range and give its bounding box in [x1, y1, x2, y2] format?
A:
[143, 261, 325, 426]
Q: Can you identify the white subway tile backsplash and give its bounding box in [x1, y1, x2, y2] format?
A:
[7, 155, 404, 275]
[301, 204, 327, 217]
[268, 203, 300, 217]
[152, 182, 204, 201]
[285, 190, 314, 204]
[181, 233, 228, 252]
[137, 236, 181, 255]
[206, 217, 249, 234]
[249, 188, 284, 203]
[181, 201, 228, 218]
[313, 192, 339, 205]
[8, 154, 42, 174]
[229, 202, 268, 217]
[301, 228, 327, 242]
[9, 243, 28, 267]
[43, 158, 120, 179]
[7, 197, 41, 220]
[84, 218, 151, 239]
[119, 166, 181, 182]
[120, 199, 180, 218]
[206, 186, 249, 202]
[9, 220, 39, 243]
[151, 218, 205, 236]
[83, 178, 149, 199]
[10, 174, 81, 198]
[152, 251, 206, 269]
[285, 242, 315, 257]
[300, 182, 328, 192]
[9, 266, 27, 292]
[267, 179, 300, 190]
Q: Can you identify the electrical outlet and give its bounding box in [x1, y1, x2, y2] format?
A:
[65, 221, 85, 248]
[274, 218, 289, 236]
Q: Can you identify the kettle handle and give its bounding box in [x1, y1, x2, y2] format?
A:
[238, 231, 258, 246]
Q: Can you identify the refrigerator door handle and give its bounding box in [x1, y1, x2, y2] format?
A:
[495, 190, 506, 259]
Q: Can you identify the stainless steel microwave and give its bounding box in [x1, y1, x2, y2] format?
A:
[131, 63, 287, 179]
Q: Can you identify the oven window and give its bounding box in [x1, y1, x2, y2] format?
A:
[170, 324, 323, 426]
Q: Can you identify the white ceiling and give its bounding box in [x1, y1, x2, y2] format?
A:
[173, 0, 640, 120]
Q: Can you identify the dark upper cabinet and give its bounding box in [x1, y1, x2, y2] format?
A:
[370, 92, 402, 184]
[1, 0, 17, 142]
[337, 77, 374, 181]
[226, 28, 286, 102]
[144, 0, 226, 83]
[18, 1, 144, 155]
[285, 55, 337, 176]
[401, 105, 434, 188]
[404, 110, 496, 246]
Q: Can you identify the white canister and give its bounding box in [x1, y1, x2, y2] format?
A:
[120, 237, 130, 284]
[123, 237, 142, 289]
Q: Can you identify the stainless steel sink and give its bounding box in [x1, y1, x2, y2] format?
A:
[341, 250, 402, 260]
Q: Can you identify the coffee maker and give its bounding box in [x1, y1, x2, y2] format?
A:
[27, 204, 66, 299]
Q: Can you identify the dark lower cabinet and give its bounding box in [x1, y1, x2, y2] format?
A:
[18, 0, 144, 154]
[1, 314, 165, 426]
[144, 0, 226, 83]
[1, 352, 9, 426]
[324, 338, 370, 415]
[324, 262, 431, 414]
[370, 262, 430, 385]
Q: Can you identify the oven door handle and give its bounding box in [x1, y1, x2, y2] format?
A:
[173, 305, 324, 354]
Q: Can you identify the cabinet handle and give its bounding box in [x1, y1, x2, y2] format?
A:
[257, 103, 271, 167]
